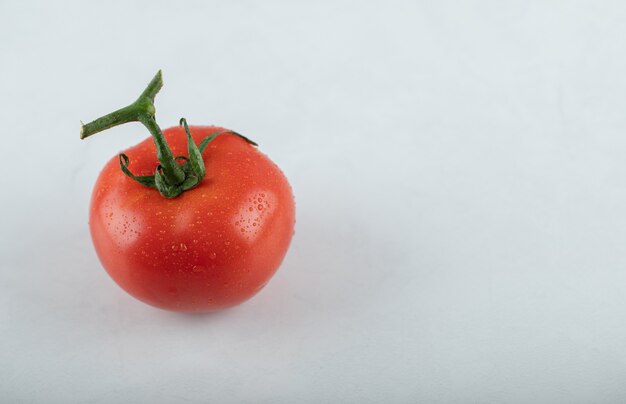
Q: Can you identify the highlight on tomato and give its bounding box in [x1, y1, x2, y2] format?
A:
[80, 71, 295, 312]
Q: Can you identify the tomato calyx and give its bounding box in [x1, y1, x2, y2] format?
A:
[80, 70, 257, 198]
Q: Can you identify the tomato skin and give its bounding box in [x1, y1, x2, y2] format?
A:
[89, 125, 295, 312]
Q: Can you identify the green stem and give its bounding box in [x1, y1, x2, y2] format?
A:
[80, 70, 185, 185]
[80, 104, 140, 139]
[138, 115, 184, 185]
[80, 70, 257, 199]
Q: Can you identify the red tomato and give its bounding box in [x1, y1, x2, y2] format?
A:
[89, 125, 295, 312]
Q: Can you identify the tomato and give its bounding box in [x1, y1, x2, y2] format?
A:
[89, 125, 295, 312]
[82, 71, 295, 312]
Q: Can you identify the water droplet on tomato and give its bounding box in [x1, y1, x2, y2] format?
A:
[171, 244, 179, 252]
[192, 265, 205, 272]
[209, 252, 217, 260]
[257, 204, 263, 210]
[180, 243, 187, 251]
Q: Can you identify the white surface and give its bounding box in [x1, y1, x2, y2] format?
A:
[2, 1, 626, 402]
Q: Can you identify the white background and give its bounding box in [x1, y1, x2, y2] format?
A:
[2, 1, 626, 402]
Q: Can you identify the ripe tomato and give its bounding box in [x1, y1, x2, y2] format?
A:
[89, 125, 295, 312]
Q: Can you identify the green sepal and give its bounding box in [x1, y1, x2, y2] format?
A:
[154, 166, 182, 198]
[198, 131, 222, 153]
[196, 130, 258, 154]
[229, 131, 258, 147]
[180, 118, 205, 180]
[118, 154, 157, 189]
[181, 175, 200, 191]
